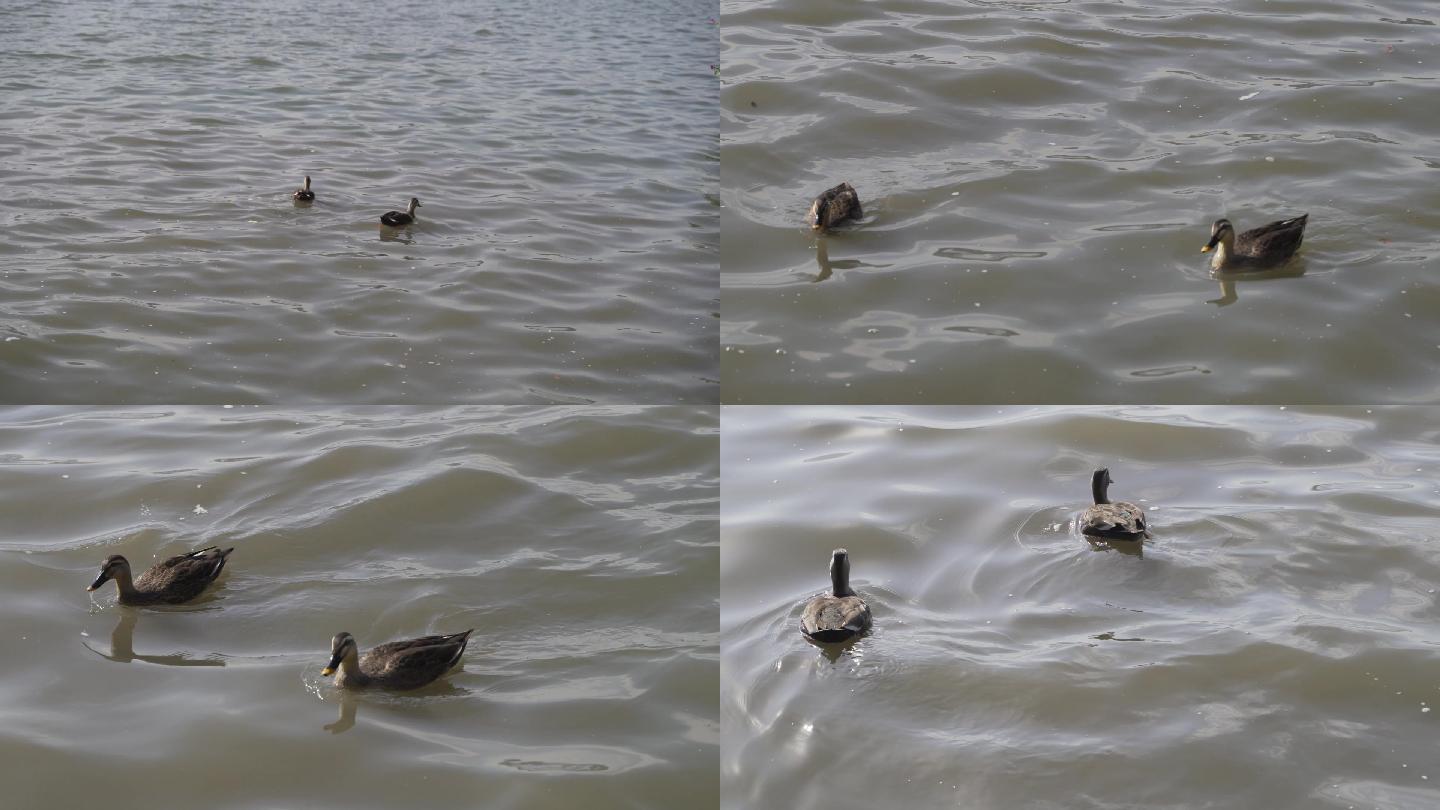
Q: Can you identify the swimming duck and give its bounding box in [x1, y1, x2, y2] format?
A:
[292, 175, 315, 202]
[800, 549, 872, 643]
[807, 182, 862, 232]
[1079, 468, 1149, 541]
[1201, 214, 1307, 271]
[321, 629, 472, 690]
[86, 546, 235, 605]
[380, 197, 421, 227]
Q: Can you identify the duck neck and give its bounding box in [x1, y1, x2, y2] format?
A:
[1092, 472, 1110, 505]
[335, 648, 367, 687]
[112, 566, 139, 600]
[304, 176, 312, 190]
[1209, 232, 1233, 270]
[831, 563, 852, 597]
[407, 199, 419, 216]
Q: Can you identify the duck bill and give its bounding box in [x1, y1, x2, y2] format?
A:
[86, 571, 110, 591]
[321, 648, 345, 676]
[1200, 234, 1221, 253]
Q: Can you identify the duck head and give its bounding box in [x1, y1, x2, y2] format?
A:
[322, 632, 358, 676]
[1201, 218, 1234, 254]
[87, 554, 131, 592]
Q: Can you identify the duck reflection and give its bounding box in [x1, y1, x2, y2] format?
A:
[86, 610, 225, 667]
[325, 693, 359, 734]
[378, 228, 414, 245]
[319, 681, 469, 734]
[810, 238, 867, 283]
[1206, 260, 1307, 307]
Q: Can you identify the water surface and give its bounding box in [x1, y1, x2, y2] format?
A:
[0, 406, 717, 809]
[1, 0, 717, 404]
[721, 0, 1439, 403]
[723, 406, 1440, 809]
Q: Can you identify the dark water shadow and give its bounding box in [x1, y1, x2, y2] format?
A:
[82, 610, 226, 667]
[1083, 534, 1146, 558]
[801, 621, 871, 663]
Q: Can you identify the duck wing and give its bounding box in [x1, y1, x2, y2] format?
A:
[801, 595, 871, 642]
[1237, 214, 1307, 259]
[138, 546, 233, 588]
[1081, 503, 1147, 538]
[365, 631, 472, 680]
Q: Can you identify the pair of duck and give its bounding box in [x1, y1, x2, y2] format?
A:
[805, 182, 1308, 272]
[86, 549, 469, 690]
[291, 175, 423, 227]
[799, 468, 1147, 644]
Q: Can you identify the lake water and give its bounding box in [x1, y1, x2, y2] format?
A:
[0, 406, 717, 809]
[723, 406, 1440, 809]
[0, 0, 717, 404]
[720, 0, 1439, 404]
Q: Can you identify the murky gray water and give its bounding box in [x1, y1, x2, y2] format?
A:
[723, 406, 1440, 810]
[720, 0, 1440, 404]
[0, 407, 717, 809]
[0, 0, 717, 404]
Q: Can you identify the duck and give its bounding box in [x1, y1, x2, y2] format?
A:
[86, 546, 235, 605]
[380, 197, 421, 227]
[807, 182, 862, 232]
[800, 549, 872, 643]
[1079, 468, 1149, 541]
[292, 175, 315, 202]
[321, 629, 472, 690]
[1201, 214, 1307, 271]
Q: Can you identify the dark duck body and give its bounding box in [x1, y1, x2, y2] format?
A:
[1079, 468, 1149, 541]
[87, 546, 235, 605]
[1201, 214, 1307, 271]
[292, 175, 315, 202]
[381, 197, 421, 226]
[800, 549, 872, 643]
[321, 629, 472, 690]
[807, 182, 862, 232]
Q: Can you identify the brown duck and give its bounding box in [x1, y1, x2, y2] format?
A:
[807, 182, 862, 232]
[292, 175, 315, 202]
[800, 548, 872, 643]
[381, 197, 421, 227]
[321, 630, 473, 690]
[1201, 214, 1307, 271]
[86, 546, 235, 605]
[1079, 468, 1149, 541]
